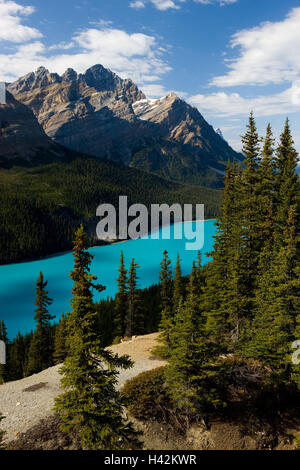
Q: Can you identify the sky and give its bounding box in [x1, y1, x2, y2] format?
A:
[0, 0, 300, 152]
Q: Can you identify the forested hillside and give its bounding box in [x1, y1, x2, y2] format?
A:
[0, 156, 221, 265]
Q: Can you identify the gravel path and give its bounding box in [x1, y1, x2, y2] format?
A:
[0, 333, 166, 443]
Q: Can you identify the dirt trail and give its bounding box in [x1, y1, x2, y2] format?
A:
[0, 333, 165, 443]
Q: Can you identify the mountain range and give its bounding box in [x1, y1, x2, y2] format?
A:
[5, 64, 242, 187]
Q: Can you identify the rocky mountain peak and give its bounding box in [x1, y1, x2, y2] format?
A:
[80, 64, 124, 92]
[61, 68, 78, 82]
[7, 63, 241, 186]
[8, 67, 61, 95]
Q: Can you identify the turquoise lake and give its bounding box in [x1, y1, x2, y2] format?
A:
[0, 219, 216, 339]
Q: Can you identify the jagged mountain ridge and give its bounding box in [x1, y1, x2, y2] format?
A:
[8, 64, 242, 186]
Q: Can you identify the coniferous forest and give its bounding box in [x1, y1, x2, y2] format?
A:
[0, 156, 221, 265]
[0, 115, 299, 450]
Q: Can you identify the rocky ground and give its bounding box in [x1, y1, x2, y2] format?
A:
[0, 333, 165, 444]
[1, 332, 299, 450]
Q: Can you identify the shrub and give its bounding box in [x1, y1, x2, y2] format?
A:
[122, 367, 171, 421]
[293, 432, 300, 449]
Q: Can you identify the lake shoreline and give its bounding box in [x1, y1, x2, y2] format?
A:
[1, 217, 217, 267]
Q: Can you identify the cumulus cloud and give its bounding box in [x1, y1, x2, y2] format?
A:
[211, 7, 300, 87]
[189, 83, 300, 118]
[0, 24, 171, 86]
[130, 0, 237, 10]
[130, 0, 180, 9]
[0, 0, 42, 43]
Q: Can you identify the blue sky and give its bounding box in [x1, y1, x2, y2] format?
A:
[1, 0, 300, 152]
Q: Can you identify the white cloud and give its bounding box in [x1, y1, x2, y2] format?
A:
[130, 0, 237, 10]
[140, 83, 170, 97]
[130, 0, 180, 9]
[194, 0, 237, 5]
[0, 26, 171, 86]
[130, 1, 146, 8]
[189, 83, 300, 118]
[0, 0, 42, 43]
[48, 41, 75, 51]
[211, 7, 300, 87]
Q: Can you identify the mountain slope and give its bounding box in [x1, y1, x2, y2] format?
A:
[0, 86, 221, 264]
[0, 91, 64, 165]
[8, 65, 242, 187]
[0, 155, 221, 265]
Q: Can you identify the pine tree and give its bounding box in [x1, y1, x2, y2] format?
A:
[257, 124, 276, 230]
[173, 253, 184, 313]
[165, 270, 222, 416]
[53, 314, 68, 364]
[192, 251, 204, 296]
[55, 226, 141, 450]
[204, 163, 246, 348]
[26, 272, 55, 376]
[240, 112, 261, 319]
[153, 251, 173, 358]
[253, 124, 276, 269]
[249, 207, 299, 379]
[274, 118, 300, 245]
[125, 259, 143, 337]
[159, 250, 173, 311]
[114, 252, 128, 339]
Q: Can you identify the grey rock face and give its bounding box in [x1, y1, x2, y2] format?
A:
[8, 64, 241, 185]
[0, 91, 62, 164]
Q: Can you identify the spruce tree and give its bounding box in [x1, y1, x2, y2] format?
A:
[159, 250, 173, 311]
[26, 272, 55, 376]
[55, 226, 141, 450]
[114, 252, 128, 339]
[204, 163, 246, 348]
[240, 112, 261, 319]
[165, 269, 222, 416]
[257, 124, 276, 230]
[274, 118, 300, 245]
[173, 253, 184, 313]
[253, 124, 276, 269]
[125, 259, 143, 337]
[249, 207, 299, 379]
[53, 314, 68, 364]
[153, 251, 174, 357]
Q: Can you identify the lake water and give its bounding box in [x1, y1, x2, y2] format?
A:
[0, 220, 216, 339]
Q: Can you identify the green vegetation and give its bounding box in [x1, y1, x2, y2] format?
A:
[113, 252, 127, 339]
[153, 250, 174, 358]
[53, 314, 68, 365]
[122, 367, 171, 421]
[26, 272, 55, 376]
[130, 138, 228, 188]
[156, 115, 300, 419]
[0, 115, 299, 449]
[0, 156, 221, 265]
[54, 226, 141, 450]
